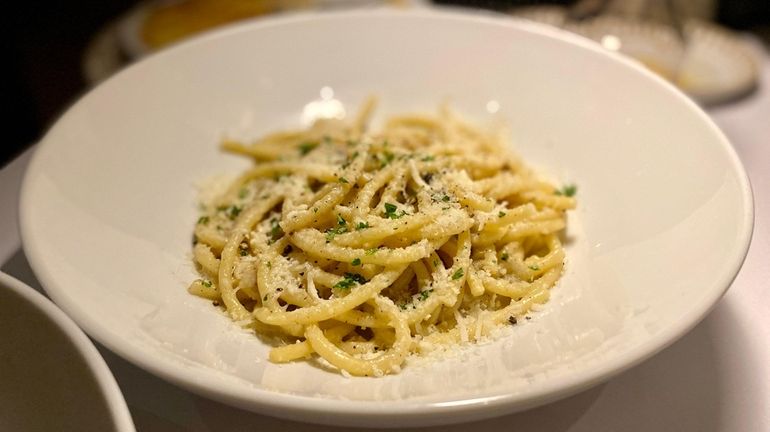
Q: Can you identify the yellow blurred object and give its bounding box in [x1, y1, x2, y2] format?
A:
[141, 0, 409, 51]
[141, 0, 294, 49]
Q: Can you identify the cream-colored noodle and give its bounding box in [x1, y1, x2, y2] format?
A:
[189, 99, 576, 376]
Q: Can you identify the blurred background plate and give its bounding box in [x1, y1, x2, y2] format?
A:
[512, 5, 760, 105]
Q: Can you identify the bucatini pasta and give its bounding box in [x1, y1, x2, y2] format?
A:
[189, 99, 576, 376]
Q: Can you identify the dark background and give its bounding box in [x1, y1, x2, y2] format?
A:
[4, 0, 770, 167]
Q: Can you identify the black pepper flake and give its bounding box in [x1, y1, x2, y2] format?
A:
[508, 316, 518, 325]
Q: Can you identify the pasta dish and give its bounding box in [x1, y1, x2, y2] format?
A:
[189, 100, 576, 376]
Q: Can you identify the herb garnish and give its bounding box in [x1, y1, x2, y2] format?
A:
[197, 216, 209, 225]
[356, 222, 370, 230]
[383, 202, 406, 219]
[298, 141, 318, 155]
[225, 205, 242, 220]
[351, 258, 362, 266]
[325, 226, 347, 242]
[555, 184, 577, 197]
[325, 214, 347, 241]
[451, 268, 464, 280]
[379, 151, 395, 167]
[269, 218, 284, 243]
[333, 272, 367, 290]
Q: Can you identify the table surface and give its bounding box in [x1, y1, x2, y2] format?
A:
[2, 56, 769, 432]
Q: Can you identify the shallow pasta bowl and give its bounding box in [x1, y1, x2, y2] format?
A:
[19, 8, 752, 428]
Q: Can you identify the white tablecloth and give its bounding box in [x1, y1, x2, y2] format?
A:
[2, 58, 768, 432]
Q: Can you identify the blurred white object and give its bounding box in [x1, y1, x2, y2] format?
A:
[513, 5, 759, 106]
[0, 272, 135, 432]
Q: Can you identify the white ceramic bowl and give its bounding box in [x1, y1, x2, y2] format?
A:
[19, 9, 752, 428]
[0, 272, 135, 431]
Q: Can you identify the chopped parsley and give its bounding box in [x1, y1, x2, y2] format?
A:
[201, 280, 212, 288]
[555, 184, 577, 197]
[418, 289, 434, 301]
[498, 211, 506, 218]
[441, 195, 451, 202]
[333, 272, 367, 290]
[298, 141, 318, 155]
[238, 188, 248, 199]
[341, 150, 359, 169]
[383, 202, 406, 219]
[225, 205, 242, 220]
[351, 258, 362, 266]
[325, 226, 347, 242]
[379, 151, 395, 167]
[421, 155, 435, 162]
[384, 202, 398, 216]
[528, 264, 540, 271]
[269, 218, 284, 243]
[338, 177, 349, 184]
[501, 252, 509, 261]
[197, 216, 209, 225]
[325, 215, 347, 241]
[365, 248, 378, 255]
[451, 268, 464, 280]
[356, 222, 370, 230]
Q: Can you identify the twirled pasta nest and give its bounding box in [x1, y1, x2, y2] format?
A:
[190, 100, 576, 376]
